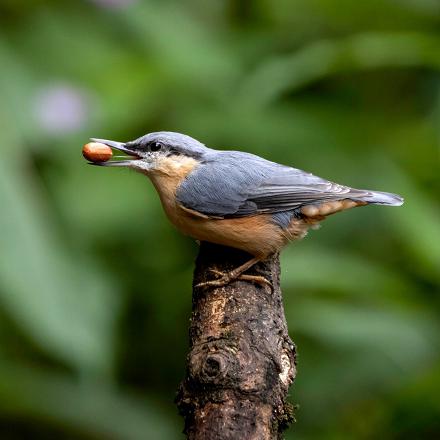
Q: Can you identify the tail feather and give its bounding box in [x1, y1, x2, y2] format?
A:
[355, 190, 404, 206]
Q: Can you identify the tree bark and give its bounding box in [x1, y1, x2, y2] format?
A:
[176, 242, 297, 440]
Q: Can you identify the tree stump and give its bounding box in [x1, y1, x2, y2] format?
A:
[176, 242, 296, 440]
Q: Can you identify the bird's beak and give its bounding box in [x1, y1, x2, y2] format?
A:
[88, 138, 141, 167]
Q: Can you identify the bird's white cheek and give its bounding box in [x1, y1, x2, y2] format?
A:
[129, 159, 153, 173]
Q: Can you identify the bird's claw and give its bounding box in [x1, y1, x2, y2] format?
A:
[195, 269, 272, 290]
[237, 274, 273, 289]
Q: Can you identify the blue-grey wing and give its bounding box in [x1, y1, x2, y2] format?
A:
[176, 151, 363, 218]
[245, 167, 357, 213]
[176, 151, 267, 216]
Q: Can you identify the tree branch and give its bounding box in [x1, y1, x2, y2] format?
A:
[176, 242, 296, 440]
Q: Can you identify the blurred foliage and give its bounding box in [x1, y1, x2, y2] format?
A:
[0, 0, 439, 438]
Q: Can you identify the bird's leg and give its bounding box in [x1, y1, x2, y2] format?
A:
[195, 256, 272, 289]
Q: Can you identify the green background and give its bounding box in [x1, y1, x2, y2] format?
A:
[0, 0, 439, 438]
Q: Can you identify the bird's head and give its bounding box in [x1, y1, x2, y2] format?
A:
[90, 131, 210, 174]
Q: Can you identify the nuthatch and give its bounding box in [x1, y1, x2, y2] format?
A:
[87, 131, 403, 288]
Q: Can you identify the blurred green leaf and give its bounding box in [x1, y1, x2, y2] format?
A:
[0, 119, 119, 376]
[281, 245, 411, 299]
[0, 360, 180, 440]
[121, 1, 241, 98]
[289, 298, 438, 366]
[239, 32, 440, 106]
[374, 161, 440, 282]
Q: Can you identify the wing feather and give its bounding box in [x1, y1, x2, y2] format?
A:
[176, 151, 365, 218]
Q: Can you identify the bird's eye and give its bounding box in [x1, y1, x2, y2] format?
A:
[150, 142, 162, 152]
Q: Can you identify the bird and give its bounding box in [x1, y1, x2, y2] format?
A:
[87, 131, 403, 288]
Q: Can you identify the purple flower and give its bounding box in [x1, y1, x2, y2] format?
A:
[34, 83, 92, 134]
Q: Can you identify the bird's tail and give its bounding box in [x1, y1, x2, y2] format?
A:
[356, 189, 404, 206]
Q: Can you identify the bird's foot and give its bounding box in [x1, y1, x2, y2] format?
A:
[195, 269, 272, 290]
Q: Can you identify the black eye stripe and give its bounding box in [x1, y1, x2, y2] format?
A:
[149, 142, 162, 152]
[133, 141, 183, 155]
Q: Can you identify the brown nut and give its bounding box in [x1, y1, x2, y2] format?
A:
[82, 142, 112, 162]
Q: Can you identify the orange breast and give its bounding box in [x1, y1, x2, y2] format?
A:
[174, 212, 287, 257]
[145, 156, 324, 256]
[146, 157, 287, 257]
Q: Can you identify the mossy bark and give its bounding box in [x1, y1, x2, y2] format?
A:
[176, 242, 296, 440]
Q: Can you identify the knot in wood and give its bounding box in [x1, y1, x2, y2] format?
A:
[189, 345, 238, 385]
[203, 354, 225, 378]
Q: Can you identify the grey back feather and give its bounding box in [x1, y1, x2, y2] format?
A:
[177, 149, 403, 219]
[178, 151, 342, 216]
